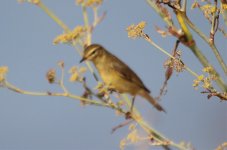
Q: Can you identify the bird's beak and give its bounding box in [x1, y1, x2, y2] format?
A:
[79, 57, 86, 63]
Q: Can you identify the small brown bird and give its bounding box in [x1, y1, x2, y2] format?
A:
[80, 44, 165, 112]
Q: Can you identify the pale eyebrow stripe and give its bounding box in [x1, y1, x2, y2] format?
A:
[88, 47, 99, 56]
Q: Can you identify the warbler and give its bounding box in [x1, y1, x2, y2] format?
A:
[80, 44, 165, 112]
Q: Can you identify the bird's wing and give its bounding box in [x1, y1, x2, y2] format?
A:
[109, 54, 150, 93]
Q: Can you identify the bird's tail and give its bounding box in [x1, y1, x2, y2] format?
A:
[138, 90, 166, 112]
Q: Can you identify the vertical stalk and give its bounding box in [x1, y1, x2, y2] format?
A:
[82, 5, 92, 45]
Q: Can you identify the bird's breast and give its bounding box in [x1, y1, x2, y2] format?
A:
[95, 64, 137, 94]
[98, 67, 113, 85]
[95, 62, 114, 85]
[93, 57, 141, 95]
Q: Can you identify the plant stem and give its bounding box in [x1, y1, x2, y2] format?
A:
[122, 95, 186, 150]
[82, 5, 92, 45]
[184, 15, 227, 76]
[4, 80, 125, 109]
[144, 35, 198, 78]
[146, 1, 227, 92]
[37, 0, 98, 81]
[37, 1, 70, 33]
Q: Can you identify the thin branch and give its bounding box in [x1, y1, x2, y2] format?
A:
[143, 33, 198, 77]
[147, 1, 227, 91]
[210, 0, 218, 44]
[111, 119, 133, 133]
[82, 5, 92, 45]
[158, 40, 180, 100]
[4, 80, 111, 107]
[59, 63, 68, 93]
[36, 0, 99, 81]
[37, 1, 70, 33]
[184, 15, 227, 76]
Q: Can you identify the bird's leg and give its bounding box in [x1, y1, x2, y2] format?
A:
[125, 96, 136, 119]
[130, 96, 136, 114]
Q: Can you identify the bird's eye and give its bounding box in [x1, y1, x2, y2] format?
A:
[91, 50, 96, 55]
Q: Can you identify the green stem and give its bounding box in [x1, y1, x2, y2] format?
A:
[146, 1, 227, 92]
[20, 1, 189, 149]
[190, 45, 227, 92]
[145, 32, 227, 92]
[184, 15, 227, 76]
[176, 9, 227, 92]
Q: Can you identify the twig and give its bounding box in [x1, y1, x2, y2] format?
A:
[184, 15, 227, 77]
[82, 5, 91, 45]
[59, 62, 68, 93]
[158, 40, 180, 100]
[147, 0, 227, 91]
[111, 119, 133, 134]
[143, 33, 198, 78]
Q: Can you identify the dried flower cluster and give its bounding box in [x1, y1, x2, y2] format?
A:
[164, 50, 185, 73]
[155, 26, 171, 37]
[126, 21, 147, 39]
[120, 124, 140, 150]
[46, 69, 56, 84]
[94, 82, 111, 100]
[17, 0, 40, 5]
[53, 26, 86, 44]
[69, 66, 87, 82]
[201, 4, 217, 16]
[193, 66, 217, 89]
[58, 61, 65, 69]
[76, 0, 103, 7]
[191, 2, 217, 15]
[120, 123, 170, 150]
[0, 66, 8, 83]
[193, 2, 227, 14]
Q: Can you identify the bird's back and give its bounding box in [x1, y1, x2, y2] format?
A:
[105, 50, 150, 93]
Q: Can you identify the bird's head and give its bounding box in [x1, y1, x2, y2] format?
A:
[80, 44, 104, 63]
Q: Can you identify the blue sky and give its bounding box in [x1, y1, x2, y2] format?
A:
[0, 1, 227, 150]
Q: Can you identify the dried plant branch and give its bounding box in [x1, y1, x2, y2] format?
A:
[157, 40, 180, 100]
[3, 1, 185, 149]
[3, 1, 225, 150]
[126, 21, 227, 101]
[36, 0, 99, 81]
[29, 2, 177, 149]
[82, 5, 92, 45]
[183, 15, 227, 77]
[147, 0, 227, 92]
[3, 80, 111, 108]
[112, 119, 133, 134]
